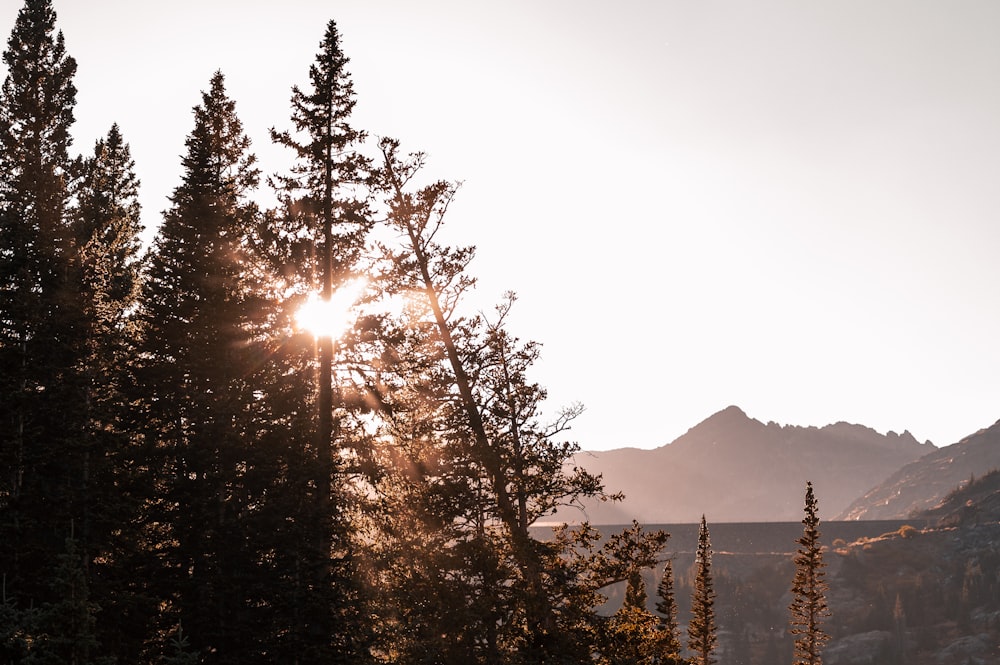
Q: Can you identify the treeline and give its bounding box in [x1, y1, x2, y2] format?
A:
[0, 3, 828, 664]
[0, 1, 670, 662]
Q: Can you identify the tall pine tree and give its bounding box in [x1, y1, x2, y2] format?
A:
[688, 515, 717, 665]
[269, 20, 373, 662]
[134, 71, 276, 664]
[0, 0, 88, 611]
[72, 122, 148, 663]
[789, 482, 830, 665]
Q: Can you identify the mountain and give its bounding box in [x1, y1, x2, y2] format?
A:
[837, 417, 1000, 520]
[568, 406, 933, 524]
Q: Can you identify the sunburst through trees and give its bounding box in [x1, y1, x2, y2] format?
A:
[0, 2, 814, 663]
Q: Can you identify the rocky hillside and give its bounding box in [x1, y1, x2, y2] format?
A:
[836, 417, 1000, 520]
[570, 406, 933, 524]
[616, 473, 1000, 664]
[820, 473, 1000, 664]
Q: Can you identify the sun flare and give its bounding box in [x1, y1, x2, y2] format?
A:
[294, 278, 367, 339]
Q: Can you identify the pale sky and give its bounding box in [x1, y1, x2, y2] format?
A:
[4, 1, 1000, 451]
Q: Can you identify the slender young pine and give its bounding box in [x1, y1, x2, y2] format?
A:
[688, 515, 717, 665]
[655, 558, 684, 659]
[789, 481, 830, 665]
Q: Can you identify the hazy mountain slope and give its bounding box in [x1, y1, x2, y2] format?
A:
[837, 417, 1000, 520]
[568, 406, 933, 524]
[919, 467, 1000, 527]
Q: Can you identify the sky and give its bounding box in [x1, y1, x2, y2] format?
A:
[2, 0, 999, 451]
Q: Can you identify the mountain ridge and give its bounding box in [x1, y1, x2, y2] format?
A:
[570, 405, 934, 523]
[836, 416, 1000, 520]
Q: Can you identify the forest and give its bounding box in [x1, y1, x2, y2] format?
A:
[0, 2, 836, 664]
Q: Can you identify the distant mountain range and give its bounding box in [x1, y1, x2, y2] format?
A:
[836, 416, 1000, 519]
[569, 405, 935, 523]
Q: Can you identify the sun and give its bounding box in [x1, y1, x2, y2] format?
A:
[294, 278, 367, 339]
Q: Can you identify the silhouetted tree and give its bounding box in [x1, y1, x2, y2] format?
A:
[688, 515, 717, 665]
[0, 0, 91, 617]
[21, 536, 105, 665]
[789, 482, 830, 665]
[71, 123, 148, 662]
[135, 71, 278, 663]
[604, 569, 661, 665]
[269, 22, 372, 659]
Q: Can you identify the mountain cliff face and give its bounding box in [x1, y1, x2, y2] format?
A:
[836, 417, 1000, 520]
[569, 406, 933, 524]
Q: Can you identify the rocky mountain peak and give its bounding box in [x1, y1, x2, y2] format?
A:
[573, 406, 933, 524]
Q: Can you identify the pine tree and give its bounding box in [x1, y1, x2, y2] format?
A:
[23, 536, 104, 665]
[655, 559, 684, 662]
[0, 0, 88, 611]
[789, 482, 830, 665]
[72, 123, 148, 663]
[688, 515, 717, 665]
[135, 71, 273, 663]
[269, 20, 372, 661]
[604, 569, 663, 665]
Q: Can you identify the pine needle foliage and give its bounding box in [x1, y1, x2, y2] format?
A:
[789, 482, 830, 665]
[687, 515, 717, 665]
[655, 559, 684, 660]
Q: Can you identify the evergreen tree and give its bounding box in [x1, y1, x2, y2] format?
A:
[655, 559, 684, 662]
[72, 123, 148, 663]
[134, 71, 276, 664]
[0, 576, 28, 662]
[604, 569, 663, 665]
[22, 536, 105, 665]
[789, 482, 830, 665]
[162, 624, 199, 665]
[0, 0, 88, 611]
[269, 19, 373, 661]
[688, 515, 717, 665]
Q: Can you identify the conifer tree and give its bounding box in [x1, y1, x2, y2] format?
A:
[269, 19, 372, 661]
[655, 559, 684, 661]
[688, 515, 717, 665]
[0, 0, 88, 611]
[789, 482, 830, 665]
[23, 537, 104, 665]
[72, 123, 148, 662]
[71, 122, 144, 542]
[604, 569, 663, 665]
[135, 71, 275, 663]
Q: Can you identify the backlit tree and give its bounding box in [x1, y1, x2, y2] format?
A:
[373, 139, 666, 663]
[0, 0, 88, 614]
[789, 482, 830, 665]
[135, 71, 276, 663]
[269, 20, 373, 660]
[688, 515, 717, 665]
